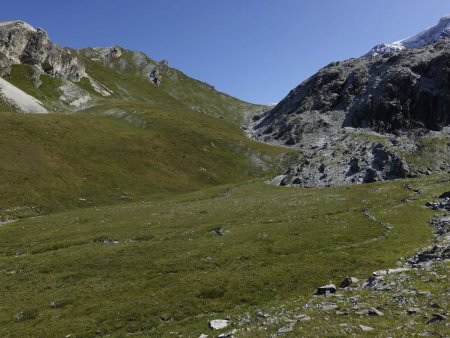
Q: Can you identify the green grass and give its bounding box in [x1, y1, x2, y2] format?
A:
[76, 49, 263, 125]
[403, 134, 450, 171]
[0, 44, 448, 338]
[0, 173, 447, 337]
[2, 47, 263, 126]
[0, 109, 286, 218]
[5, 64, 65, 111]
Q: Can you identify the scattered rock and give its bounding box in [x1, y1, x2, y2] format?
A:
[277, 322, 296, 336]
[359, 325, 374, 332]
[427, 313, 447, 324]
[320, 303, 338, 311]
[368, 308, 384, 316]
[210, 227, 226, 236]
[340, 276, 359, 288]
[209, 319, 229, 330]
[407, 307, 420, 315]
[276, 326, 293, 335]
[218, 329, 236, 338]
[256, 310, 270, 319]
[355, 310, 368, 316]
[14, 310, 37, 322]
[409, 245, 450, 265]
[438, 191, 450, 199]
[336, 310, 349, 316]
[315, 283, 337, 295]
[372, 268, 409, 277]
[293, 314, 311, 321]
[426, 199, 450, 211]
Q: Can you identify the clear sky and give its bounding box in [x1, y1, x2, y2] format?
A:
[1, 0, 449, 104]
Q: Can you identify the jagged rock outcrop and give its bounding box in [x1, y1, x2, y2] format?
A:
[254, 42, 450, 140]
[83, 47, 171, 86]
[101, 46, 122, 60]
[0, 20, 85, 82]
[251, 15, 450, 187]
[148, 60, 171, 86]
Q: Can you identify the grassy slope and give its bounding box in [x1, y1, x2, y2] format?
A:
[0, 173, 448, 337]
[0, 47, 285, 218]
[0, 110, 286, 218]
[0, 46, 448, 337]
[76, 49, 262, 125]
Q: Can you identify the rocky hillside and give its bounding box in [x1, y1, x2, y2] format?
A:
[0, 21, 85, 82]
[0, 20, 261, 124]
[0, 20, 285, 213]
[251, 15, 450, 187]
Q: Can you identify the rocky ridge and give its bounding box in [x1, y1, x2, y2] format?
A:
[0, 21, 175, 112]
[81, 46, 172, 86]
[250, 15, 450, 188]
[0, 20, 85, 82]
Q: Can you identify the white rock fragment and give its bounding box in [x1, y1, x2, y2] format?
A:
[209, 319, 229, 330]
[59, 81, 91, 107]
[359, 325, 374, 332]
[372, 267, 409, 277]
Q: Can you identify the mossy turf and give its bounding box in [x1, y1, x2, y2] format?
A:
[0, 173, 447, 337]
[0, 109, 286, 218]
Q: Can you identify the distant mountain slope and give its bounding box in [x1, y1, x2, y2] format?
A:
[367, 15, 450, 56]
[0, 20, 287, 216]
[0, 20, 261, 124]
[251, 15, 450, 187]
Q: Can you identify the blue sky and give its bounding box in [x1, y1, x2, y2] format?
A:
[1, 0, 449, 103]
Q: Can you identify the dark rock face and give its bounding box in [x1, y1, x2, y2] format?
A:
[101, 46, 122, 60]
[148, 60, 171, 86]
[250, 39, 450, 188]
[315, 284, 337, 295]
[438, 191, 450, 199]
[254, 42, 450, 142]
[0, 21, 85, 81]
[148, 67, 162, 85]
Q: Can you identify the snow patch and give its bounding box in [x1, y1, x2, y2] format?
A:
[0, 77, 46, 113]
[367, 14, 450, 56]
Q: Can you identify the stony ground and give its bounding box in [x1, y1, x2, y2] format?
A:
[197, 192, 450, 338]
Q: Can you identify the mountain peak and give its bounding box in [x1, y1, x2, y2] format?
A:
[367, 14, 450, 56]
[0, 20, 37, 32]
